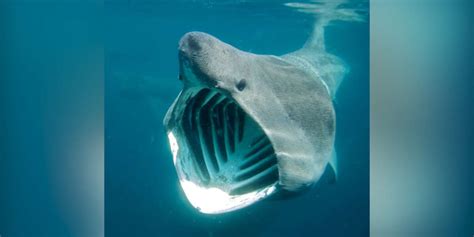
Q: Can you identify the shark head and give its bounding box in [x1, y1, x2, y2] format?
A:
[164, 32, 336, 214]
[178, 32, 257, 94]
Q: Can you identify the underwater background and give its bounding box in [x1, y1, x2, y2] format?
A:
[105, 0, 369, 236]
[2, 0, 472, 236]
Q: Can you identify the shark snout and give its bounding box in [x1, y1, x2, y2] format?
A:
[178, 32, 240, 88]
[178, 31, 215, 59]
[178, 32, 218, 81]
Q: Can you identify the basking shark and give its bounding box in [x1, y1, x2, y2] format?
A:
[164, 1, 365, 214]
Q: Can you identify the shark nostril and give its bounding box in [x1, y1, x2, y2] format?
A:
[236, 79, 247, 91]
[186, 35, 202, 52]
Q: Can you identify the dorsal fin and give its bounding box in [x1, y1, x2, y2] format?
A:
[285, 1, 367, 51]
[283, 1, 367, 98]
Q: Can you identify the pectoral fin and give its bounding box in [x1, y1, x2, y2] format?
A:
[328, 148, 338, 183]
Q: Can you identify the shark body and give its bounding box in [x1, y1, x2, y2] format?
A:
[163, 1, 365, 214]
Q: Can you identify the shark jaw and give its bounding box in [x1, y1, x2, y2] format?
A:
[177, 176, 277, 214]
[166, 87, 280, 214]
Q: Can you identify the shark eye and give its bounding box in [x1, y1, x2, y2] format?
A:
[236, 79, 247, 91]
[170, 88, 279, 213]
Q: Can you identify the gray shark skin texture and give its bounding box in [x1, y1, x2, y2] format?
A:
[163, 32, 343, 213]
[186, 31, 334, 187]
[163, 1, 364, 214]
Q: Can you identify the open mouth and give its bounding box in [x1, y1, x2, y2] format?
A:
[170, 88, 279, 213]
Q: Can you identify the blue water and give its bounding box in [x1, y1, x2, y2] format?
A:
[105, 1, 369, 236]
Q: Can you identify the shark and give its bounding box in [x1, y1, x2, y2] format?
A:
[163, 1, 366, 214]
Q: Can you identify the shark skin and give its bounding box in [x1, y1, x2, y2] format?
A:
[163, 32, 344, 214]
[163, 1, 364, 214]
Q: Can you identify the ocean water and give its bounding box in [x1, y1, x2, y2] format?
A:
[105, 1, 369, 236]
